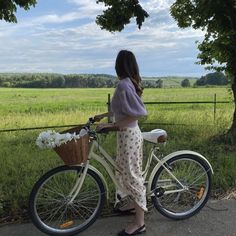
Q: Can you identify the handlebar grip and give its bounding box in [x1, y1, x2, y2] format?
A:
[89, 117, 95, 124]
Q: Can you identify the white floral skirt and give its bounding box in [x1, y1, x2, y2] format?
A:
[116, 126, 147, 211]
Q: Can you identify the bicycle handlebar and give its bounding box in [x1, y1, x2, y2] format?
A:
[83, 117, 119, 134]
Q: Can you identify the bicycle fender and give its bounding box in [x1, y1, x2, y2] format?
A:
[88, 165, 109, 200]
[147, 150, 214, 194]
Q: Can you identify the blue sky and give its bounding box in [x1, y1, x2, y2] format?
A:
[0, 0, 207, 77]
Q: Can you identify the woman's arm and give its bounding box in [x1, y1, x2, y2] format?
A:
[94, 111, 114, 122]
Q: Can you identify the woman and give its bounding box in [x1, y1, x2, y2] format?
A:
[95, 50, 147, 236]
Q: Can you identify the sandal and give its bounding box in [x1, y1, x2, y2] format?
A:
[118, 225, 146, 236]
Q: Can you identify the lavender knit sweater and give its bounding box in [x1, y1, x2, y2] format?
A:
[111, 77, 147, 128]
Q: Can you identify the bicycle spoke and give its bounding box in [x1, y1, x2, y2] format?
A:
[37, 201, 61, 215]
[45, 203, 66, 224]
[69, 204, 87, 221]
[39, 185, 65, 198]
[76, 192, 100, 202]
[56, 205, 69, 228]
[188, 169, 210, 188]
[72, 202, 95, 215]
[36, 197, 63, 204]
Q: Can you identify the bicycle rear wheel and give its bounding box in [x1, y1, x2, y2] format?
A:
[151, 154, 212, 220]
[29, 165, 106, 236]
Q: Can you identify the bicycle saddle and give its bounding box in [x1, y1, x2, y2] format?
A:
[142, 129, 167, 143]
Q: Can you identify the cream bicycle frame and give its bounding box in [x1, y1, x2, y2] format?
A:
[69, 136, 214, 204]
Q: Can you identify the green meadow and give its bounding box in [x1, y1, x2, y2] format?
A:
[0, 87, 232, 128]
[0, 87, 235, 222]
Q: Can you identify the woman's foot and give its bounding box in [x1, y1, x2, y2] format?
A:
[118, 224, 146, 236]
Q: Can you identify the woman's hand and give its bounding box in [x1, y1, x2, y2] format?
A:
[94, 114, 105, 122]
[94, 112, 114, 122]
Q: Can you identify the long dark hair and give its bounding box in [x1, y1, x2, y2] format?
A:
[115, 50, 143, 97]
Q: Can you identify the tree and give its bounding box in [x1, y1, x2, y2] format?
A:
[170, 0, 236, 142]
[96, 0, 149, 32]
[50, 75, 65, 88]
[0, 0, 36, 23]
[96, 0, 236, 143]
[196, 72, 228, 86]
[156, 79, 164, 88]
[181, 78, 191, 87]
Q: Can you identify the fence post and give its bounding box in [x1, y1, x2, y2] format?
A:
[214, 94, 216, 122]
[107, 94, 112, 123]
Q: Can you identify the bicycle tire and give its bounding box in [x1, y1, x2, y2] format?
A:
[29, 165, 106, 236]
[151, 154, 212, 220]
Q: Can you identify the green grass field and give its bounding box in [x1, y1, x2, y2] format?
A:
[0, 87, 235, 222]
[0, 87, 233, 129]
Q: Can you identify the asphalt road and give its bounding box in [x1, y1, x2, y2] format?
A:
[0, 199, 235, 236]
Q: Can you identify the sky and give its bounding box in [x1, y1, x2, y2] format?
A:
[0, 0, 208, 77]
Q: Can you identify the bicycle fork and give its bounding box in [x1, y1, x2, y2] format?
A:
[68, 162, 90, 203]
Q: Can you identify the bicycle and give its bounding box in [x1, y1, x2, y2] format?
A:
[29, 117, 213, 236]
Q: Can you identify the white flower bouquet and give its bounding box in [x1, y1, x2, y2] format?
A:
[36, 130, 81, 149]
[36, 128, 89, 165]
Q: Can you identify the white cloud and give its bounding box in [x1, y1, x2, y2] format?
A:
[141, 0, 175, 12]
[0, 0, 206, 76]
[33, 12, 80, 24]
[67, 0, 106, 19]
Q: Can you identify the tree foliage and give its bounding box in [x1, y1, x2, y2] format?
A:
[181, 78, 191, 87]
[0, 0, 36, 23]
[0, 73, 118, 88]
[96, 0, 149, 32]
[170, 0, 236, 81]
[142, 79, 164, 88]
[195, 72, 228, 86]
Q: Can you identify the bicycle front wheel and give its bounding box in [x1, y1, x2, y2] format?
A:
[29, 165, 106, 236]
[151, 154, 212, 220]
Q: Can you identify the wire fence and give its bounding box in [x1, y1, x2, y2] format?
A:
[107, 93, 232, 122]
[0, 93, 233, 133]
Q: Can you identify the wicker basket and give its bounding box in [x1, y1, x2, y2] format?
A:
[54, 126, 89, 165]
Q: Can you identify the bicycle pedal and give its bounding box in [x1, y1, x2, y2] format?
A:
[154, 187, 165, 198]
[60, 221, 74, 229]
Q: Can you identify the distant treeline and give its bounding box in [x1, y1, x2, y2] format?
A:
[0, 72, 229, 88]
[0, 73, 168, 88]
[0, 73, 117, 88]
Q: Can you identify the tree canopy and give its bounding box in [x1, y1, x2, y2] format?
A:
[170, 1, 236, 83]
[195, 72, 228, 86]
[96, 0, 149, 32]
[0, 0, 36, 23]
[181, 78, 191, 87]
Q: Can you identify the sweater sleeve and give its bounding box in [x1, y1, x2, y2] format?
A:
[119, 87, 147, 118]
